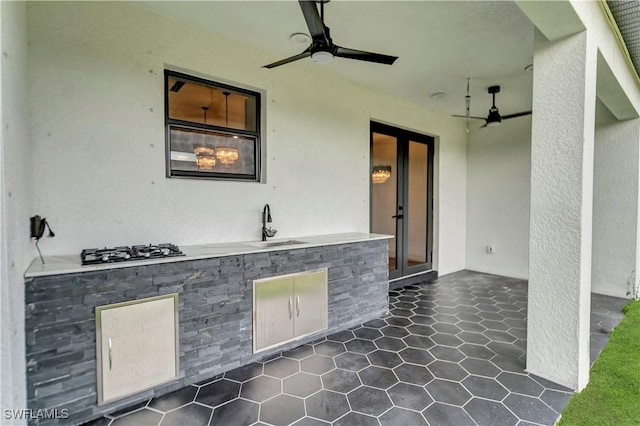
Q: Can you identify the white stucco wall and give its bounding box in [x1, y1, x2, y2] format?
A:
[1, 0, 31, 417]
[26, 2, 467, 275]
[592, 104, 639, 298]
[466, 116, 531, 280]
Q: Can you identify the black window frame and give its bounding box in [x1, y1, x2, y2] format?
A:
[164, 70, 262, 182]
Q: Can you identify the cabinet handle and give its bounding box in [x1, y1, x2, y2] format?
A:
[108, 338, 112, 370]
[296, 295, 300, 317]
[288, 298, 292, 319]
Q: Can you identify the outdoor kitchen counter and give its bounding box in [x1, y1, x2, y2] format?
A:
[24, 232, 391, 425]
[24, 232, 391, 278]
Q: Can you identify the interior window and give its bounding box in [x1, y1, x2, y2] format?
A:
[165, 70, 261, 181]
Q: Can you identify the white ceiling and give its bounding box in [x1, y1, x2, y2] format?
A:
[139, 1, 535, 120]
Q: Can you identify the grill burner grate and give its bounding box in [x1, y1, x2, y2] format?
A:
[81, 244, 184, 265]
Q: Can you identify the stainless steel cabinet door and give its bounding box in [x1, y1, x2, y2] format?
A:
[254, 276, 294, 351]
[97, 294, 178, 405]
[293, 270, 328, 337]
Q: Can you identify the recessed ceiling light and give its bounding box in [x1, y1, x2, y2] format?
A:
[430, 92, 447, 99]
[525, 64, 534, 72]
[290, 33, 310, 44]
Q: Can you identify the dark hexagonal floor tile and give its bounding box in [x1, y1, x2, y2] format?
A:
[428, 360, 468, 381]
[464, 397, 518, 426]
[291, 417, 330, 426]
[423, 402, 474, 425]
[504, 393, 561, 424]
[210, 399, 259, 425]
[224, 363, 263, 382]
[403, 335, 435, 350]
[425, 379, 472, 406]
[381, 325, 410, 338]
[196, 379, 240, 408]
[457, 320, 487, 332]
[395, 301, 417, 309]
[334, 352, 370, 372]
[353, 327, 383, 340]
[260, 394, 305, 426]
[429, 345, 466, 362]
[491, 354, 526, 373]
[393, 363, 434, 385]
[456, 312, 484, 323]
[479, 311, 506, 321]
[540, 389, 572, 413]
[112, 409, 162, 426]
[484, 329, 518, 343]
[398, 347, 434, 366]
[462, 375, 509, 401]
[240, 375, 281, 402]
[391, 308, 414, 318]
[387, 382, 433, 410]
[333, 412, 378, 426]
[496, 372, 544, 397]
[148, 386, 197, 412]
[488, 341, 524, 358]
[363, 319, 388, 329]
[159, 403, 211, 426]
[314, 341, 346, 357]
[433, 313, 459, 324]
[368, 350, 404, 368]
[305, 390, 350, 422]
[374, 336, 407, 351]
[283, 372, 322, 398]
[431, 322, 462, 335]
[348, 386, 393, 416]
[460, 358, 501, 377]
[326, 330, 355, 343]
[406, 324, 435, 337]
[300, 354, 336, 375]
[431, 333, 463, 347]
[282, 344, 315, 360]
[379, 407, 427, 426]
[509, 327, 527, 339]
[321, 368, 361, 393]
[410, 314, 437, 325]
[358, 366, 398, 389]
[459, 343, 496, 360]
[481, 319, 511, 331]
[457, 331, 491, 345]
[263, 357, 300, 378]
[476, 303, 502, 313]
[386, 317, 412, 327]
[434, 305, 459, 315]
[345, 338, 377, 354]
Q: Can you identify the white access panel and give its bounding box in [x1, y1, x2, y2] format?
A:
[96, 294, 178, 405]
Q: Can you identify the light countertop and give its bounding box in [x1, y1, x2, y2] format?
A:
[24, 232, 392, 278]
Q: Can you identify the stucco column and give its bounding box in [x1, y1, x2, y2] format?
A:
[527, 30, 597, 391]
[592, 116, 640, 299]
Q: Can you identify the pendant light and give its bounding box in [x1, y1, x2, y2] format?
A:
[216, 91, 239, 166]
[194, 105, 216, 170]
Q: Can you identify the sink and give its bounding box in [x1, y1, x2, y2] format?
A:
[247, 240, 307, 248]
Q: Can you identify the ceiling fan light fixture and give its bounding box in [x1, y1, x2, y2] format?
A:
[311, 50, 333, 64]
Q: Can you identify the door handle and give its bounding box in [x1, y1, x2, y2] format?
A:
[288, 298, 292, 319]
[392, 214, 404, 219]
[108, 338, 112, 370]
[296, 295, 300, 317]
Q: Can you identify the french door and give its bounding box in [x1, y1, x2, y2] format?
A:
[370, 122, 434, 280]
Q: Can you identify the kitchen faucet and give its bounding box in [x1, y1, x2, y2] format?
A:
[262, 204, 277, 241]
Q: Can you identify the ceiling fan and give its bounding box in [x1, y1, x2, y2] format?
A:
[263, 0, 398, 69]
[453, 85, 532, 128]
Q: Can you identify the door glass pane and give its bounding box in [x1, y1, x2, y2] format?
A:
[371, 133, 398, 272]
[407, 141, 428, 265]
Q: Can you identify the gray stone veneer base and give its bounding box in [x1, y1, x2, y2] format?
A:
[24, 240, 389, 425]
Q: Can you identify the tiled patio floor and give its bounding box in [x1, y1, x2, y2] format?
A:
[86, 270, 627, 426]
